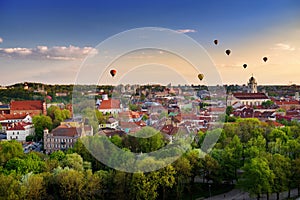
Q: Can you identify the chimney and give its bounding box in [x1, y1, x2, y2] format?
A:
[102, 94, 108, 100]
[43, 128, 49, 135]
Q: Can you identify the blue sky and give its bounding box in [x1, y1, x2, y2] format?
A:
[0, 0, 300, 85]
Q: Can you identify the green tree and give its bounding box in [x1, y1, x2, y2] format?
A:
[130, 172, 159, 200]
[0, 173, 25, 200]
[292, 158, 300, 196]
[5, 158, 27, 175]
[185, 149, 203, 186]
[267, 154, 291, 200]
[82, 170, 103, 199]
[47, 105, 59, 120]
[268, 129, 288, 143]
[157, 165, 176, 200]
[238, 157, 274, 200]
[237, 118, 263, 143]
[22, 173, 46, 200]
[262, 100, 274, 108]
[202, 154, 221, 184]
[172, 156, 191, 199]
[95, 109, 107, 124]
[135, 127, 164, 153]
[61, 153, 84, 171]
[226, 106, 233, 115]
[32, 115, 53, 140]
[61, 109, 71, 120]
[129, 104, 140, 111]
[5, 153, 44, 175]
[57, 169, 85, 200]
[0, 140, 24, 166]
[49, 150, 65, 161]
[219, 135, 243, 183]
[110, 135, 123, 148]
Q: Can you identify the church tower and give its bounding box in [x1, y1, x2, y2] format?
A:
[248, 75, 257, 93]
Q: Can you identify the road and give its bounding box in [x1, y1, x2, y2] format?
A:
[201, 188, 299, 200]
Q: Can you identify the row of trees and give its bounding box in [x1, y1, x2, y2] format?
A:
[1, 118, 300, 199]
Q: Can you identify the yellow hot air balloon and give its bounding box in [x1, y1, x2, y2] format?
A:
[198, 73, 204, 81]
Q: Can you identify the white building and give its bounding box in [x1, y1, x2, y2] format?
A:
[99, 117, 119, 129]
[6, 122, 35, 141]
[98, 99, 122, 114]
[0, 114, 32, 132]
[227, 76, 269, 106]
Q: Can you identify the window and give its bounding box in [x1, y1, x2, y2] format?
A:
[16, 136, 18, 139]
[17, 132, 19, 135]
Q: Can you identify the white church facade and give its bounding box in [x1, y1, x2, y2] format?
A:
[227, 76, 269, 106]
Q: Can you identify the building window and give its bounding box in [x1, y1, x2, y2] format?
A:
[16, 136, 18, 139]
[17, 132, 19, 135]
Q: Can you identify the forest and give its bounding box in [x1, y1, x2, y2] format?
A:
[1, 118, 300, 200]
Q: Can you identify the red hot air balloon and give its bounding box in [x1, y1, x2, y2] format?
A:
[263, 57, 268, 62]
[214, 40, 218, 45]
[110, 69, 117, 77]
[225, 49, 231, 56]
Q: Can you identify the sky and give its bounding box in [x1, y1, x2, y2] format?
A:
[0, 0, 300, 86]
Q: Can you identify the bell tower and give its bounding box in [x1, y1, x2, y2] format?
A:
[248, 75, 257, 93]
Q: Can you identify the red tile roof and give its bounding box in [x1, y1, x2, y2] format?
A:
[233, 93, 268, 100]
[274, 100, 300, 105]
[51, 125, 81, 137]
[134, 120, 147, 127]
[130, 111, 140, 118]
[98, 99, 120, 110]
[7, 122, 32, 130]
[10, 100, 44, 111]
[161, 124, 179, 135]
[0, 113, 28, 120]
[266, 121, 284, 127]
[208, 107, 226, 113]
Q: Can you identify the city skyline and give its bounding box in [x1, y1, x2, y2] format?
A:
[0, 0, 300, 86]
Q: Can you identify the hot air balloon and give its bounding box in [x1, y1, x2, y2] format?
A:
[243, 64, 247, 69]
[110, 69, 117, 77]
[263, 57, 268, 62]
[214, 40, 218, 45]
[225, 49, 231, 56]
[198, 73, 204, 81]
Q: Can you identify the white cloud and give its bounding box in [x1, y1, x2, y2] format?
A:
[2, 47, 32, 55]
[175, 29, 197, 34]
[37, 46, 48, 52]
[0, 45, 98, 60]
[0, 37, 3, 43]
[272, 43, 296, 51]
